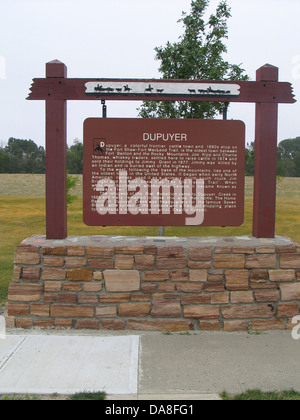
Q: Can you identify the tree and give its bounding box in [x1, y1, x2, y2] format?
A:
[277, 137, 300, 177]
[67, 140, 83, 174]
[2, 138, 45, 173]
[138, 0, 249, 119]
[245, 142, 255, 176]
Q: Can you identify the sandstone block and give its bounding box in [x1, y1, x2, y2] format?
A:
[189, 270, 207, 282]
[43, 246, 67, 256]
[141, 284, 156, 294]
[203, 282, 224, 292]
[67, 269, 93, 282]
[12, 266, 21, 283]
[34, 320, 54, 328]
[276, 245, 296, 254]
[87, 246, 114, 259]
[115, 255, 134, 269]
[42, 268, 66, 281]
[277, 303, 299, 317]
[144, 246, 156, 255]
[254, 290, 280, 303]
[104, 270, 140, 292]
[75, 320, 99, 330]
[93, 272, 103, 281]
[184, 306, 219, 319]
[158, 283, 175, 293]
[56, 293, 77, 304]
[54, 320, 72, 328]
[8, 284, 43, 302]
[119, 303, 151, 317]
[230, 291, 253, 304]
[84, 283, 103, 292]
[251, 319, 285, 331]
[280, 254, 300, 269]
[65, 257, 86, 268]
[96, 306, 117, 317]
[251, 269, 268, 284]
[88, 259, 114, 269]
[170, 270, 188, 282]
[181, 295, 210, 305]
[51, 305, 94, 318]
[151, 299, 181, 318]
[126, 319, 194, 332]
[42, 246, 67, 256]
[222, 304, 274, 319]
[280, 282, 300, 301]
[246, 254, 277, 269]
[64, 283, 82, 292]
[135, 255, 155, 270]
[223, 321, 249, 332]
[44, 281, 62, 292]
[44, 293, 55, 303]
[176, 283, 203, 293]
[156, 247, 187, 269]
[16, 318, 33, 328]
[78, 294, 98, 304]
[67, 246, 85, 256]
[214, 246, 232, 254]
[256, 246, 275, 254]
[43, 256, 64, 267]
[101, 319, 126, 330]
[211, 292, 230, 304]
[8, 303, 29, 316]
[189, 247, 212, 261]
[143, 271, 169, 282]
[269, 270, 295, 282]
[30, 304, 50, 317]
[214, 254, 245, 269]
[199, 321, 220, 331]
[225, 270, 249, 290]
[15, 246, 40, 265]
[22, 268, 41, 283]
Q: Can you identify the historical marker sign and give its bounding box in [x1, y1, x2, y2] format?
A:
[83, 118, 245, 227]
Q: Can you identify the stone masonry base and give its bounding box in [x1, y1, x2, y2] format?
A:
[7, 235, 300, 332]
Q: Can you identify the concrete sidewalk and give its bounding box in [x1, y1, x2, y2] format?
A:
[0, 329, 299, 399]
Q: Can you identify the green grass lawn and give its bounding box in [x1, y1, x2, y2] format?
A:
[221, 389, 300, 400]
[0, 175, 300, 303]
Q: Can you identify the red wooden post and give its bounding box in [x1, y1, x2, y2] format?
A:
[45, 60, 67, 239]
[253, 64, 279, 238]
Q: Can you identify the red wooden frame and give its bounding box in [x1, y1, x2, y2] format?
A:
[27, 60, 296, 239]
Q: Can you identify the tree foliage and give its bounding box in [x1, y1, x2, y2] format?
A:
[244, 137, 300, 177]
[138, 0, 249, 120]
[277, 137, 300, 177]
[0, 138, 83, 174]
[0, 138, 45, 173]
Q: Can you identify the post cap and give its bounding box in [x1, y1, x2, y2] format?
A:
[256, 64, 279, 82]
[46, 60, 67, 78]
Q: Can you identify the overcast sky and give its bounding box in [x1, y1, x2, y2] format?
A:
[0, 0, 299, 147]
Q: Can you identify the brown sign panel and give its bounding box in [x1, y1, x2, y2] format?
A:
[83, 118, 245, 227]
